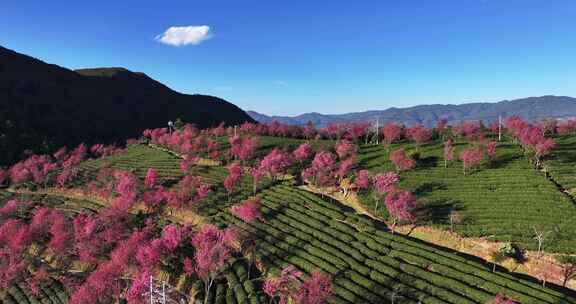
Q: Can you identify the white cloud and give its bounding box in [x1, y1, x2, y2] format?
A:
[274, 80, 288, 87]
[155, 25, 212, 46]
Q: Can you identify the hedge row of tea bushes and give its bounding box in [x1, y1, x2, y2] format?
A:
[546, 135, 576, 192]
[0, 279, 68, 304]
[187, 165, 278, 218]
[0, 190, 103, 216]
[357, 140, 576, 253]
[187, 259, 267, 304]
[212, 185, 575, 304]
[78, 144, 185, 183]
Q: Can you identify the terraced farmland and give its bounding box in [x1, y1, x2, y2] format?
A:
[547, 135, 576, 193]
[0, 190, 104, 216]
[0, 279, 68, 304]
[213, 185, 576, 304]
[3, 135, 576, 303]
[357, 140, 576, 253]
[78, 144, 185, 182]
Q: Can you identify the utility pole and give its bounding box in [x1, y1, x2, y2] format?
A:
[148, 275, 167, 304]
[150, 276, 154, 304]
[162, 281, 166, 304]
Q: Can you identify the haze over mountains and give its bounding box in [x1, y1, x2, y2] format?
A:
[248, 95, 576, 128]
[0, 46, 253, 165]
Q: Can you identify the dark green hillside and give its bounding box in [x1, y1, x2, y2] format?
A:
[0, 46, 254, 166]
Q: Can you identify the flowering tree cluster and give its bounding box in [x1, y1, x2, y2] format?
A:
[506, 116, 556, 167]
[407, 125, 432, 149]
[185, 121, 379, 144]
[486, 141, 498, 162]
[302, 151, 338, 189]
[144, 124, 200, 154]
[459, 148, 484, 175]
[385, 190, 418, 233]
[0, 199, 133, 300]
[166, 175, 212, 209]
[264, 266, 333, 304]
[229, 135, 259, 163]
[0, 193, 244, 304]
[372, 172, 400, 214]
[3, 142, 124, 189]
[231, 198, 263, 223]
[557, 119, 576, 135]
[258, 148, 292, 180]
[144, 124, 231, 162]
[224, 162, 244, 197]
[382, 123, 403, 146]
[293, 142, 313, 164]
[453, 122, 484, 142]
[191, 225, 239, 303]
[334, 140, 356, 160]
[390, 149, 416, 172]
[353, 170, 371, 192]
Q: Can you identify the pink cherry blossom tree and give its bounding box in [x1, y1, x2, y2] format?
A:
[486, 141, 497, 162]
[459, 148, 484, 175]
[382, 123, 403, 147]
[231, 198, 263, 223]
[390, 149, 416, 172]
[407, 125, 432, 150]
[166, 175, 211, 209]
[302, 151, 337, 189]
[534, 138, 555, 168]
[293, 142, 313, 165]
[303, 121, 317, 140]
[191, 225, 239, 304]
[372, 172, 400, 213]
[264, 266, 332, 304]
[453, 122, 484, 142]
[384, 190, 417, 233]
[224, 162, 243, 198]
[353, 170, 371, 193]
[335, 140, 356, 160]
[293, 271, 333, 304]
[144, 168, 158, 189]
[259, 149, 292, 180]
[264, 266, 302, 304]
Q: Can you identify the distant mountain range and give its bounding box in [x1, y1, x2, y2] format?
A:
[248, 95, 576, 128]
[0, 46, 253, 165]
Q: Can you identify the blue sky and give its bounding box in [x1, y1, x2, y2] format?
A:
[1, 0, 576, 115]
